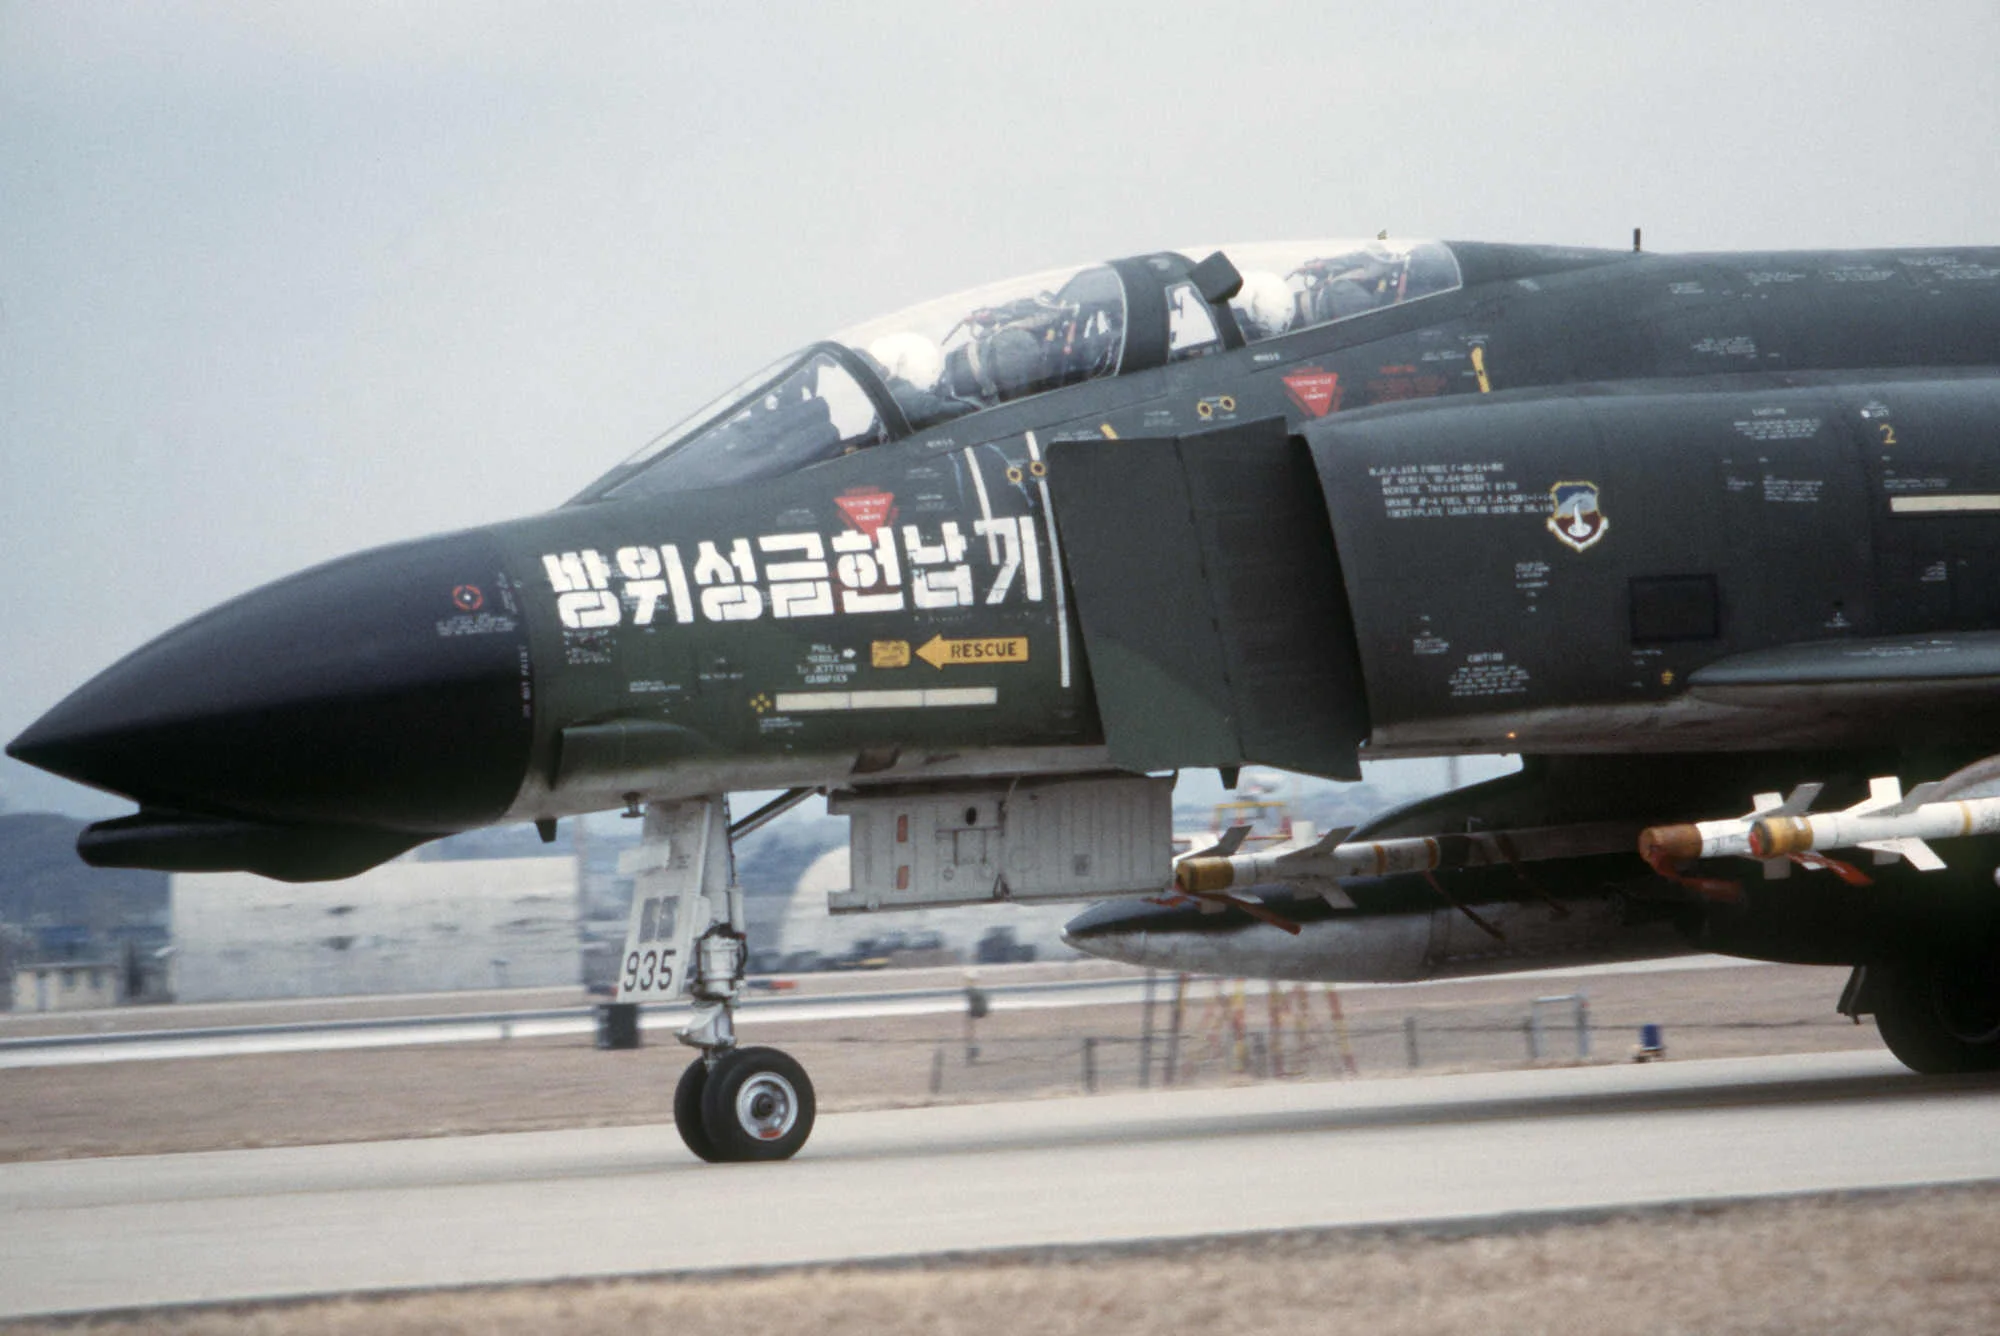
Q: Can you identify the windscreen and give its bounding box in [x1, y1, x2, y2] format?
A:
[572, 263, 1129, 503]
[580, 348, 887, 503]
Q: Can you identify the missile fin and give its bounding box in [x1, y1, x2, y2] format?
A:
[1319, 886, 1356, 910]
[1858, 837, 1946, 871]
[1885, 781, 1942, 817]
[1760, 857, 1791, 880]
[1850, 776, 1904, 816]
[1186, 824, 1253, 860]
[1283, 825, 1353, 861]
[1745, 782, 1819, 821]
[1775, 782, 1824, 816]
[1270, 822, 1343, 857]
[1902, 838, 1947, 872]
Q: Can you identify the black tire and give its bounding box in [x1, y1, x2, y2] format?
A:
[1873, 958, 2000, 1075]
[700, 1046, 816, 1162]
[674, 1057, 726, 1162]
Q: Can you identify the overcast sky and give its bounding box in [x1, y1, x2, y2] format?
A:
[4, 2, 1998, 817]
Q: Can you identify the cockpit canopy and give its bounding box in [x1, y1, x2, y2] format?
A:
[840, 261, 1128, 434]
[574, 239, 1460, 503]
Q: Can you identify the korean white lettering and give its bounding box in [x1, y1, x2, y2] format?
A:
[975, 517, 1023, 605]
[614, 544, 694, 625]
[545, 549, 621, 629]
[832, 528, 905, 613]
[760, 532, 835, 618]
[694, 539, 763, 621]
[905, 521, 972, 610]
[537, 513, 1046, 631]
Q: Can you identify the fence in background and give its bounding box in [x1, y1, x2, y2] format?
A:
[922, 974, 1598, 1100]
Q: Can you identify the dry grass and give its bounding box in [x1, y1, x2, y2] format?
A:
[14, 1187, 1998, 1335]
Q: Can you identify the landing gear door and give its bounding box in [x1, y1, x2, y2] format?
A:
[613, 799, 727, 1001]
[1046, 417, 1370, 779]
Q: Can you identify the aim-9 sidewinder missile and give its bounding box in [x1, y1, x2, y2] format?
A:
[1747, 776, 2000, 871]
[1636, 783, 1823, 875]
[1174, 821, 1641, 895]
[1641, 775, 2000, 876]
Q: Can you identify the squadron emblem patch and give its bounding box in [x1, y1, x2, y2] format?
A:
[1547, 480, 1607, 552]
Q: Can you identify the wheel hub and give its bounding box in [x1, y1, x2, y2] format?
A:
[1933, 962, 2000, 1045]
[735, 1072, 799, 1141]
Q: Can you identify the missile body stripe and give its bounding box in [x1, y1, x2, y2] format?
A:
[1749, 793, 2000, 860]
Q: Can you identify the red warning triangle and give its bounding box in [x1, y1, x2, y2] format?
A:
[1282, 367, 1342, 417]
[836, 489, 898, 538]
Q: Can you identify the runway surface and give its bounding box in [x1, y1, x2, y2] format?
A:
[4, 1048, 1995, 1319]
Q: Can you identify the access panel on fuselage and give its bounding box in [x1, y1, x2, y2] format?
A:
[1047, 418, 1369, 779]
[1313, 382, 1875, 751]
[1315, 395, 1608, 739]
[1842, 376, 2000, 633]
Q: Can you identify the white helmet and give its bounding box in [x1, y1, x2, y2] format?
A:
[868, 331, 944, 388]
[1231, 270, 1292, 337]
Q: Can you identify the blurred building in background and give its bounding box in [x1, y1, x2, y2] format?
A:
[12, 959, 121, 1012]
[171, 858, 579, 1002]
[3, 764, 1497, 1005]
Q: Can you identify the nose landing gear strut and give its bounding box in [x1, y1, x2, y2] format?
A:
[616, 793, 818, 1162]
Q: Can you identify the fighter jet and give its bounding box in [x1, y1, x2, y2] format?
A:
[14, 236, 2000, 1161]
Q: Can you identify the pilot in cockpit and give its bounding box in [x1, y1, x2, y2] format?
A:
[1294, 244, 1411, 323]
[866, 268, 1125, 432]
[1288, 241, 1461, 327]
[865, 332, 975, 433]
[1230, 269, 1296, 342]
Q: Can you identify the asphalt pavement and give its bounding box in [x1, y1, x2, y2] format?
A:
[3, 1048, 1996, 1318]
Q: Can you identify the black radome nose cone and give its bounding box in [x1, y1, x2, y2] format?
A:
[7, 530, 534, 833]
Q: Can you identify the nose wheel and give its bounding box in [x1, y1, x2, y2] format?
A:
[613, 792, 825, 1162]
[675, 1047, 817, 1162]
[672, 1056, 723, 1163]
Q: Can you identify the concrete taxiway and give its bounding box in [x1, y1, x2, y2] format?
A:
[3, 1049, 1995, 1319]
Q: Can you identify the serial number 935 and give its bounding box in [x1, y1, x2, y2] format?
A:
[621, 948, 677, 997]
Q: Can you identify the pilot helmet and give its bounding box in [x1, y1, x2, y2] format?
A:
[1231, 270, 1293, 339]
[945, 325, 1046, 404]
[868, 331, 944, 389]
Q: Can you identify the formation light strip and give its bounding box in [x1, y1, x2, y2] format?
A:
[774, 687, 999, 712]
[1890, 494, 2000, 514]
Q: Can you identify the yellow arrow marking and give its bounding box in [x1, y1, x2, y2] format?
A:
[916, 635, 1029, 670]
